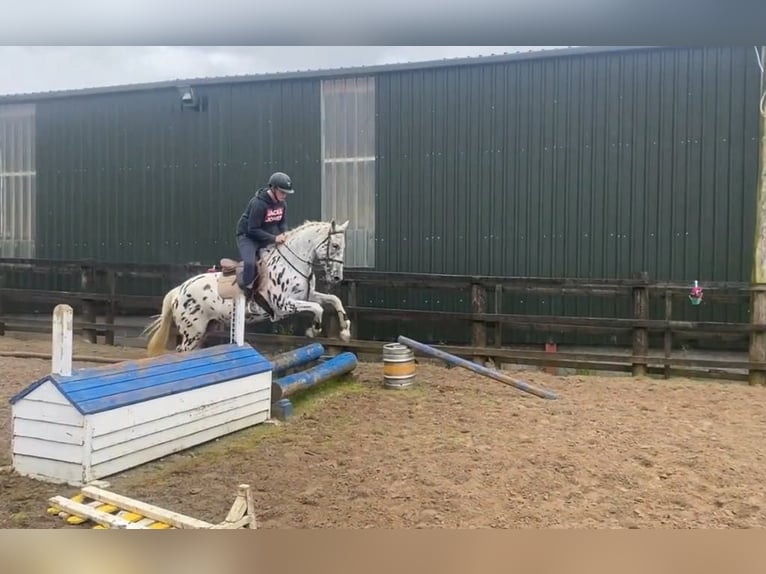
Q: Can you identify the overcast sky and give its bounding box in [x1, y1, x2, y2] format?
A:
[0, 46, 567, 96]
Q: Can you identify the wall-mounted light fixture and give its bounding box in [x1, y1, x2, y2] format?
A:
[177, 85, 205, 111]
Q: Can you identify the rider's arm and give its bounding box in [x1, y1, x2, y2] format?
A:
[246, 201, 277, 244]
[278, 206, 288, 234]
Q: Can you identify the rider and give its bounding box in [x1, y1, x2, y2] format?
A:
[235, 171, 294, 298]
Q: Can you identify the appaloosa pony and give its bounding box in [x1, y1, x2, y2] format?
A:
[143, 219, 352, 355]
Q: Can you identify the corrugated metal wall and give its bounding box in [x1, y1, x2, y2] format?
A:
[364, 46, 762, 345]
[34, 80, 321, 264]
[375, 46, 761, 280]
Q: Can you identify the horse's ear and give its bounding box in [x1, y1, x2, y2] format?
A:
[339, 220, 350, 231]
[330, 219, 336, 231]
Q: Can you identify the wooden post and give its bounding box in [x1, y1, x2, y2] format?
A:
[631, 271, 649, 377]
[80, 264, 97, 344]
[105, 269, 116, 346]
[471, 282, 487, 364]
[347, 280, 358, 340]
[494, 284, 503, 348]
[52, 304, 73, 376]
[663, 290, 672, 379]
[750, 45, 766, 386]
[492, 284, 503, 370]
[0, 269, 5, 336]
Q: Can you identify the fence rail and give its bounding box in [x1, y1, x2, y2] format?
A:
[0, 258, 763, 383]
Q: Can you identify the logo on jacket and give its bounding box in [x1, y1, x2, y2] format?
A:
[264, 207, 284, 223]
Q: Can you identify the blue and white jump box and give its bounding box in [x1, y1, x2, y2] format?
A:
[9, 344, 273, 486]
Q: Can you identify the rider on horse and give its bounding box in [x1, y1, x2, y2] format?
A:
[235, 171, 294, 300]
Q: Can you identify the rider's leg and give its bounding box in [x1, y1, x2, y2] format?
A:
[236, 235, 259, 297]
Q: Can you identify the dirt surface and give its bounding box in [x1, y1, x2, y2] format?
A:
[1, 334, 766, 529]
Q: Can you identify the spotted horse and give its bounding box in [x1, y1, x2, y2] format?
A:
[143, 219, 352, 355]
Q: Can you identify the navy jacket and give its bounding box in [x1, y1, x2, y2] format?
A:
[236, 187, 287, 248]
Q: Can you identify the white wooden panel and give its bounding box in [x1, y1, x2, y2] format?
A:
[87, 410, 271, 482]
[12, 454, 85, 485]
[90, 396, 271, 465]
[90, 387, 271, 451]
[12, 400, 83, 427]
[87, 372, 272, 437]
[13, 418, 84, 446]
[22, 381, 71, 405]
[12, 436, 83, 464]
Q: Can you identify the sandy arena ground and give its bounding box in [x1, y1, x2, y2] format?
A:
[1, 334, 766, 529]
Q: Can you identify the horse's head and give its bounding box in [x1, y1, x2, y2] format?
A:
[317, 219, 349, 284]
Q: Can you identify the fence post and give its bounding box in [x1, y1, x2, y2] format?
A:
[749, 51, 766, 385]
[80, 263, 97, 344]
[471, 282, 487, 364]
[0, 269, 5, 336]
[51, 304, 73, 377]
[631, 271, 649, 377]
[750, 286, 766, 385]
[105, 269, 117, 346]
[494, 284, 503, 348]
[663, 289, 672, 379]
[347, 280, 358, 340]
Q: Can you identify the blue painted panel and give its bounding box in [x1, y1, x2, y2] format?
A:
[9, 343, 273, 415]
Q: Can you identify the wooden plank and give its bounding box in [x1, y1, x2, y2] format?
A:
[342, 306, 766, 333]
[238, 333, 766, 371]
[48, 496, 136, 529]
[79, 486, 213, 529]
[211, 516, 252, 529]
[0, 288, 161, 307]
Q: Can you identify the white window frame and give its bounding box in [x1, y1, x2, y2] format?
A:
[320, 76, 376, 268]
[0, 103, 36, 258]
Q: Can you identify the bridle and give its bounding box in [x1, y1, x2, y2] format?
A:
[271, 225, 345, 283]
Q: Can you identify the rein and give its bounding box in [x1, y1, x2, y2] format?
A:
[268, 226, 345, 282]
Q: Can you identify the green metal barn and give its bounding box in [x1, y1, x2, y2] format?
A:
[0, 46, 762, 345]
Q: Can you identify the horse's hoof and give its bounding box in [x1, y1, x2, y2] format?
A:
[340, 329, 351, 342]
[305, 327, 318, 338]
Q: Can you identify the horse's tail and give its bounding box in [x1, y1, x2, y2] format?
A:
[144, 285, 180, 357]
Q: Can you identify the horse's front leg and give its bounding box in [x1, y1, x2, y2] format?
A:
[309, 290, 351, 342]
[280, 299, 325, 338]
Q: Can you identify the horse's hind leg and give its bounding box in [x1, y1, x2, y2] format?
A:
[279, 299, 325, 338]
[175, 318, 210, 352]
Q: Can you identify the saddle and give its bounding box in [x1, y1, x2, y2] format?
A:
[213, 258, 274, 317]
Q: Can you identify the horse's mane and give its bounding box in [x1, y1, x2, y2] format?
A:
[284, 220, 331, 237]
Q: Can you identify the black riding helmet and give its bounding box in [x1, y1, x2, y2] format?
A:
[268, 171, 294, 194]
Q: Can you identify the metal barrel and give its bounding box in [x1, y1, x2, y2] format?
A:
[382, 342, 416, 389]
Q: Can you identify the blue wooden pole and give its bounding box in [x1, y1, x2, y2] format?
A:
[271, 352, 358, 400]
[397, 336, 558, 400]
[269, 343, 325, 376]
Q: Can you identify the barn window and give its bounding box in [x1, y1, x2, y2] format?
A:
[0, 103, 36, 258]
[320, 76, 375, 268]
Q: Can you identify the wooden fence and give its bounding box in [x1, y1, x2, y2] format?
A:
[0, 258, 764, 383]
